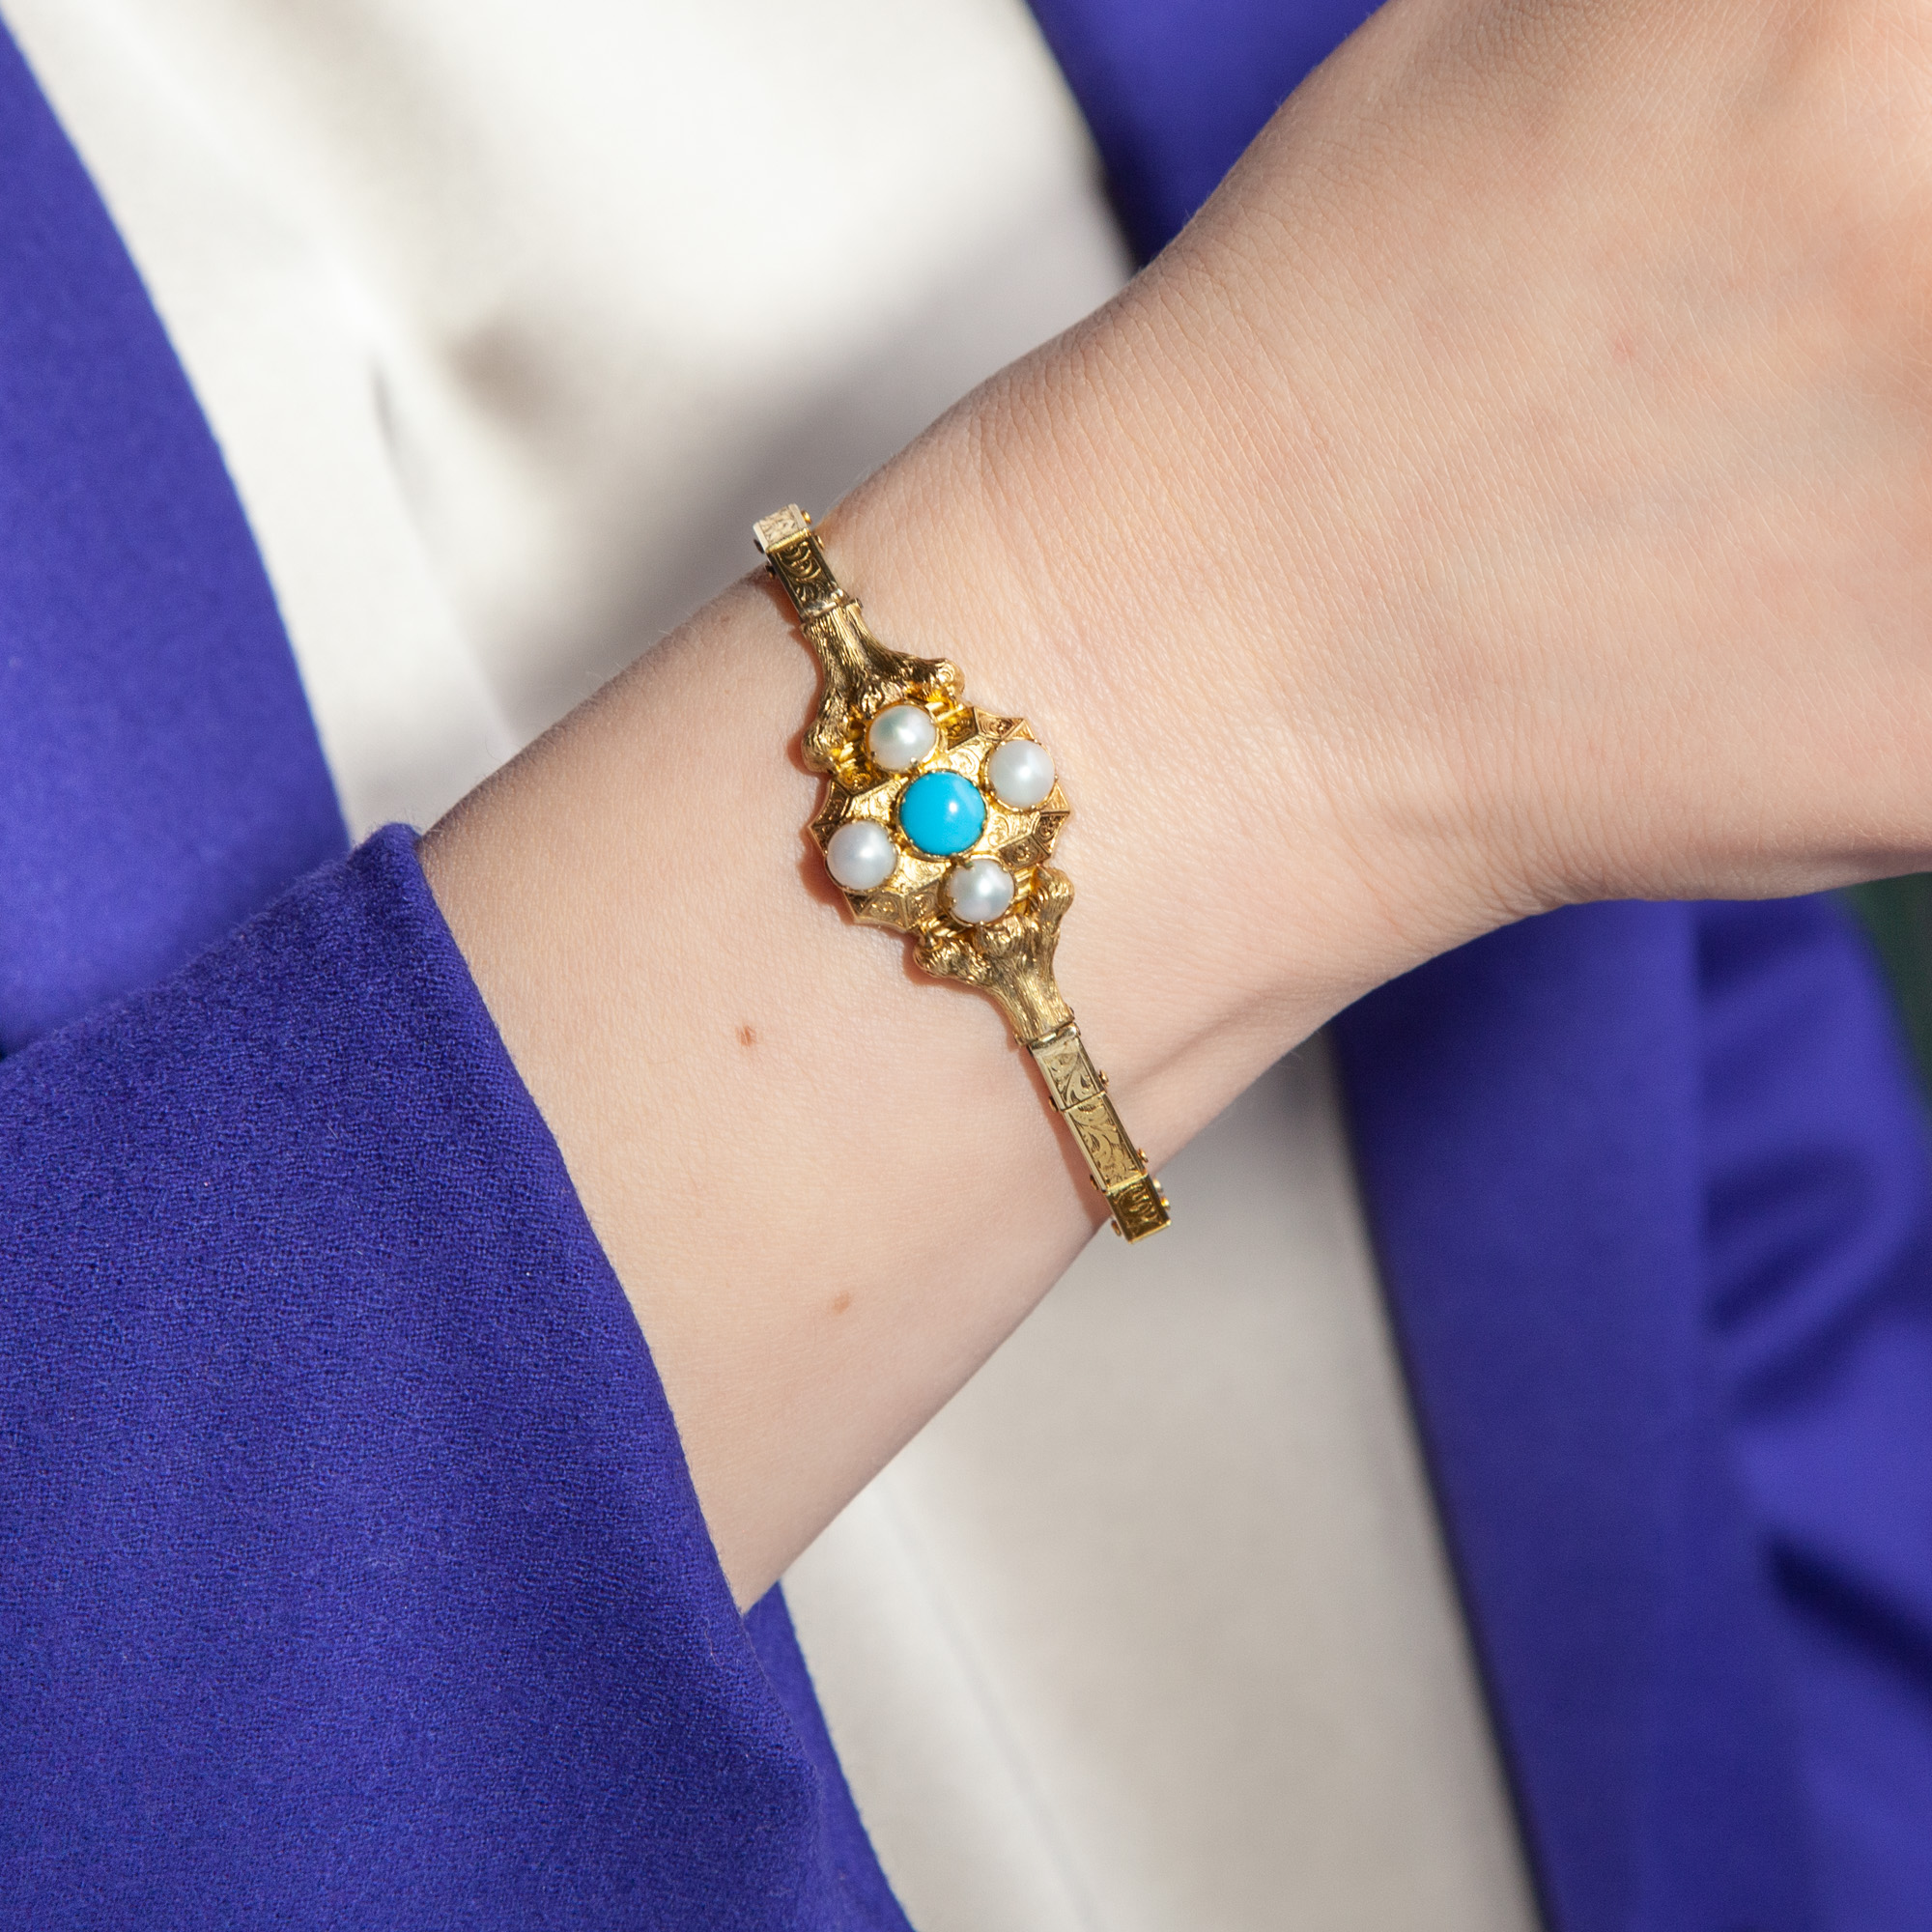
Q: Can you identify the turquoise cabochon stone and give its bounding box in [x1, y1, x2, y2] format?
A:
[898, 770, 985, 857]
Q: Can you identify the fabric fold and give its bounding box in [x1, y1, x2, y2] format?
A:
[1334, 902, 1817, 1932]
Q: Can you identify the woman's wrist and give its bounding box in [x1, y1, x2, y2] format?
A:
[829, 328, 1425, 1057]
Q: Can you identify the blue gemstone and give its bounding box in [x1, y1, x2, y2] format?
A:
[898, 770, 985, 857]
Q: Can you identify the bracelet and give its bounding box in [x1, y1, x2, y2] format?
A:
[753, 505, 1170, 1242]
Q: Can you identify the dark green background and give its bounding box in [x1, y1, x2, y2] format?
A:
[1845, 876, 1932, 1095]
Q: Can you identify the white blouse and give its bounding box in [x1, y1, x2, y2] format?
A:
[5, 3, 1537, 1925]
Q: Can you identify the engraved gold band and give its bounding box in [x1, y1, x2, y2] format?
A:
[754, 505, 1170, 1242]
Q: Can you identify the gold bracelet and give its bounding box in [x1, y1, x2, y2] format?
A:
[754, 505, 1171, 1242]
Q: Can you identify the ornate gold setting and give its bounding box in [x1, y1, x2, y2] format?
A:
[756, 504, 1169, 1241]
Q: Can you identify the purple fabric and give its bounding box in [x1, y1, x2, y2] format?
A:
[1332, 898, 1932, 1932]
[0, 827, 909, 1930]
[1700, 901, 1932, 1920]
[0, 26, 345, 1053]
[1025, 0, 1380, 260]
[1333, 907, 1818, 1932]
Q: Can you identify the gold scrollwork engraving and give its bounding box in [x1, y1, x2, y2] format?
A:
[1108, 1176, 1173, 1242]
[1029, 1026, 1106, 1110]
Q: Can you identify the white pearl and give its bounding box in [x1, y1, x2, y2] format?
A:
[946, 858, 1015, 924]
[987, 737, 1055, 809]
[826, 820, 896, 892]
[867, 703, 937, 773]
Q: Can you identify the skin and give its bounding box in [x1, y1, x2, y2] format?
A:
[423, 0, 1932, 1605]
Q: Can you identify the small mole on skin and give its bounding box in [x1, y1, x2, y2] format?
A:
[736, 1024, 756, 1048]
[831, 1292, 853, 1317]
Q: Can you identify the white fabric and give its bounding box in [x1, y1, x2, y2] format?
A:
[8, 4, 1540, 1925]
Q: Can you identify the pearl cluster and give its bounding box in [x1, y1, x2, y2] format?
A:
[825, 711, 1058, 925]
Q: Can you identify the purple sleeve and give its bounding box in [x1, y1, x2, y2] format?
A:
[1700, 899, 1932, 1923]
[0, 24, 344, 1053]
[1025, 0, 1379, 260]
[0, 827, 908, 1931]
[1335, 895, 1932, 1932]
